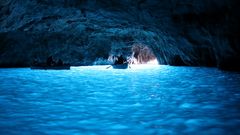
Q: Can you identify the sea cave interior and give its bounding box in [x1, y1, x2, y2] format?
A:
[0, 0, 240, 134]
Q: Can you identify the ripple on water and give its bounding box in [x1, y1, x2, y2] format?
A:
[179, 103, 198, 109]
[0, 66, 240, 134]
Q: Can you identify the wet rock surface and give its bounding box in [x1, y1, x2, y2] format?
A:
[0, 0, 239, 70]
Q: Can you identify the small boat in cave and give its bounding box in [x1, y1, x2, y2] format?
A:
[31, 64, 70, 70]
[112, 63, 128, 69]
[111, 55, 128, 69]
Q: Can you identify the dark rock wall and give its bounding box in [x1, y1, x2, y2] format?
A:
[0, 0, 239, 69]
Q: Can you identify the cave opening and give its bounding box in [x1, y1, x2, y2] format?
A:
[108, 43, 159, 66]
[130, 43, 158, 65]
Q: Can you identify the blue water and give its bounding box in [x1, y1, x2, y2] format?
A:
[0, 65, 240, 135]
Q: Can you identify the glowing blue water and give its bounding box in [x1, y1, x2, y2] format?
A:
[0, 65, 240, 135]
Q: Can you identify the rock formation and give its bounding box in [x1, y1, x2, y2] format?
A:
[0, 0, 239, 70]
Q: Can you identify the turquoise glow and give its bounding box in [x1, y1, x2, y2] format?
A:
[0, 66, 240, 134]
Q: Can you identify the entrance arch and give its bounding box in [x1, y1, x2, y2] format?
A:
[131, 43, 158, 65]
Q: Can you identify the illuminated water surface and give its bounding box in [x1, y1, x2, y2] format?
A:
[0, 65, 240, 134]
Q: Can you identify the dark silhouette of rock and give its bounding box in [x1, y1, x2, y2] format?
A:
[46, 56, 55, 66]
[57, 59, 64, 66]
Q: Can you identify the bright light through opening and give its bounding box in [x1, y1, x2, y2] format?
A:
[130, 43, 159, 66]
[106, 43, 160, 69]
[146, 59, 159, 65]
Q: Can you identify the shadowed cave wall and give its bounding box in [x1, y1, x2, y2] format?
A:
[0, 0, 240, 70]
